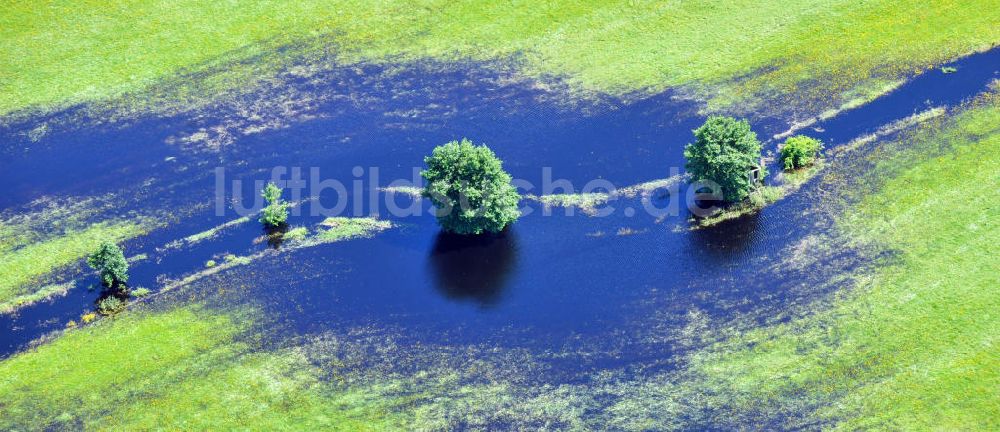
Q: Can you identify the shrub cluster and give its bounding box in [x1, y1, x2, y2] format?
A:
[421, 139, 521, 235]
[780, 135, 823, 170]
[96, 295, 126, 315]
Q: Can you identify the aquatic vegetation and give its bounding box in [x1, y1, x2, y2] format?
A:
[86, 241, 129, 288]
[95, 295, 126, 316]
[282, 226, 309, 242]
[4, 1, 996, 118]
[169, 215, 251, 248]
[528, 175, 686, 216]
[259, 183, 289, 227]
[380, 185, 424, 198]
[684, 117, 766, 202]
[685, 95, 1000, 429]
[0, 221, 145, 309]
[312, 217, 393, 244]
[130, 287, 151, 298]
[160, 252, 263, 294]
[204, 260, 217, 268]
[616, 175, 687, 198]
[421, 139, 521, 234]
[530, 192, 610, 216]
[941, 66, 958, 74]
[780, 135, 823, 170]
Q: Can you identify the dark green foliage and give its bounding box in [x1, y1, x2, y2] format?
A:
[259, 182, 289, 227]
[780, 135, 823, 170]
[421, 139, 521, 235]
[684, 116, 766, 202]
[86, 241, 129, 288]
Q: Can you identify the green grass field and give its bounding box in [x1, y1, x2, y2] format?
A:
[0, 305, 394, 430]
[689, 93, 1000, 429]
[2, 0, 997, 115]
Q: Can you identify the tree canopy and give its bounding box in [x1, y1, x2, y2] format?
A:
[87, 241, 129, 288]
[421, 139, 521, 235]
[684, 116, 765, 202]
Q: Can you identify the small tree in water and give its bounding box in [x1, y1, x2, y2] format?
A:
[87, 241, 129, 289]
[421, 139, 521, 235]
[684, 116, 766, 203]
[259, 182, 289, 227]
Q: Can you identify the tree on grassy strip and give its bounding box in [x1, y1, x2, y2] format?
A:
[780, 135, 823, 170]
[421, 139, 521, 235]
[87, 241, 128, 288]
[684, 116, 765, 203]
[259, 182, 289, 227]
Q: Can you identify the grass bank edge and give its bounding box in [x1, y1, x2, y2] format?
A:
[2, 0, 997, 119]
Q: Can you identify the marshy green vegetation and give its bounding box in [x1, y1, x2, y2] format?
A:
[3, 1, 997, 116]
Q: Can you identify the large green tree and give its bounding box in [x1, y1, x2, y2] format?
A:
[421, 139, 521, 235]
[684, 116, 765, 202]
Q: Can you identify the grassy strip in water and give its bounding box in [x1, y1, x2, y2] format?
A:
[528, 174, 687, 215]
[0, 221, 147, 307]
[311, 217, 393, 244]
[177, 215, 251, 246]
[158, 217, 391, 295]
[687, 95, 1000, 429]
[0, 281, 75, 315]
[2, 1, 997, 116]
[529, 193, 611, 216]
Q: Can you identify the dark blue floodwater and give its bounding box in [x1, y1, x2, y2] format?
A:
[1, 47, 997, 368]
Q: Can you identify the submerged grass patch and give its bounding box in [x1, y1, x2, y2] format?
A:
[686, 95, 1000, 429]
[2, 1, 996, 116]
[312, 217, 393, 243]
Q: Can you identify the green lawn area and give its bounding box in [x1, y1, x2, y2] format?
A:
[690, 93, 1000, 429]
[2, 0, 997, 115]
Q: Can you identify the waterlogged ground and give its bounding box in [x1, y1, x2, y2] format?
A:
[1, 10, 998, 429]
